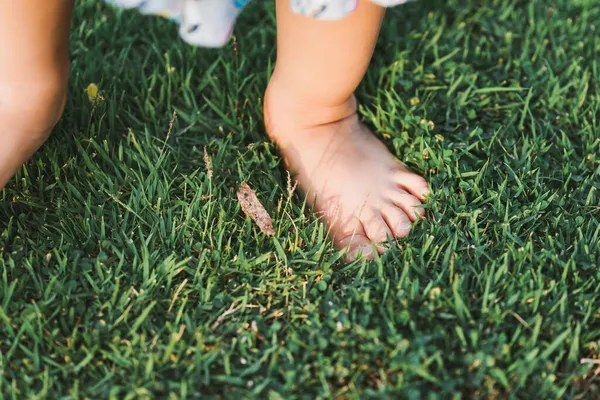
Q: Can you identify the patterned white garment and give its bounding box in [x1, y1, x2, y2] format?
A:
[290, 0, 407, 20]
[105, 0, 408, 47]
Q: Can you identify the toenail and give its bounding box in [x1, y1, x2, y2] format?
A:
[396, 223, 412, 235]
[351, 245, 372, 259]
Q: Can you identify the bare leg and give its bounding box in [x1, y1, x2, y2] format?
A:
[265, 0, 429, 259]
[0, 0, 73, 189]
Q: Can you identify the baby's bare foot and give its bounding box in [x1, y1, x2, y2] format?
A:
[265, 84, 430, 260]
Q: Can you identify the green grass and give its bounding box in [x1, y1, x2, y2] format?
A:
[1, 0, 600, 398]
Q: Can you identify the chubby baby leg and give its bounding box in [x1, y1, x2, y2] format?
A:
[265, 0, 429, 259]
[0, 0, 73, 190]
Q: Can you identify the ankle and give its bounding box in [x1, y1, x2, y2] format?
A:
[264, 74, 357, 134]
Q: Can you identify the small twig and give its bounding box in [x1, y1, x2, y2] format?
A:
[509, 311, 529, 328]
[286, 170, 298, 202]
[168, 278, 188, 313]
[210, 303, 242, 330]
[203, 146, 213, 181]
[160, 110, 178, 154]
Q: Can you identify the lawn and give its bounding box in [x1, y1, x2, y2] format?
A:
[1, 0, 600, 398]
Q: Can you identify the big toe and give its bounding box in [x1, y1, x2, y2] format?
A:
[336, 234, 376, 261]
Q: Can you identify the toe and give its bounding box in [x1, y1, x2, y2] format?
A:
[382, 206, 412, 238]
[390, 189, 425, 221]
[394, 168, 430, 200]
[336, 234, 376, 261]
[361, 215, 395, 250]
[330, 218, 378, 260]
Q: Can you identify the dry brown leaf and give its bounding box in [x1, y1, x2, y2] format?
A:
[237, 182, 275, 236]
